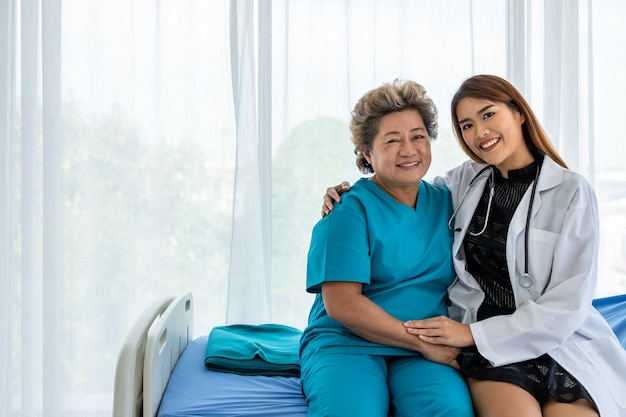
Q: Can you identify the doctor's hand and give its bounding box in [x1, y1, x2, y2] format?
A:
[404, 316, 474, 348]
[321, 181, 351, 217]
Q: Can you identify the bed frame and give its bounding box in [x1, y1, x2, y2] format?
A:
[112, 293, 193, 417]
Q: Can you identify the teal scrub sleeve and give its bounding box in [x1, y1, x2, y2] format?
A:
[306, 198, 371, 294]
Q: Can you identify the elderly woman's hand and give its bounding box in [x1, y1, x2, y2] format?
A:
[412, 337, 461, 370]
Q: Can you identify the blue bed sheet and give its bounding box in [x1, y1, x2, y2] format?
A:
[157, 335, 308, 417]
[157, 295, 626, 417]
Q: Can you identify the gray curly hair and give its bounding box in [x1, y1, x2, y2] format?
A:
[350, 79, 438, 174]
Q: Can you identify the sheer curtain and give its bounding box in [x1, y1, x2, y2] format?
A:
[226, 0, 272, 324]
[1, 1, 625, 416]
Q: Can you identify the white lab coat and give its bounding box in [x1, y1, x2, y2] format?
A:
[435, 156, 626, 416]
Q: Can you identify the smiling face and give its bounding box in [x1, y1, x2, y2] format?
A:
[456, 97, 534, 176]
[363, 109, 431, 203]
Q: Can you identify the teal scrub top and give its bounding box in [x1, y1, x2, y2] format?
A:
[300, 178, 455, 358]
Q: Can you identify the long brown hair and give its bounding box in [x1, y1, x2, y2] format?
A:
[450, 74, 567, 169]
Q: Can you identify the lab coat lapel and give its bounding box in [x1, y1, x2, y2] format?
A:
[505, 186, 531, 286]
[451, 176, 490, 258]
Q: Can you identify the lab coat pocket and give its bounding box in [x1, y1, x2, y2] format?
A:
[526, 228, 559, 284]
[577, 337, 626, 407]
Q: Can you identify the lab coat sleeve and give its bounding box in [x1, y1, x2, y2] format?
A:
[469, 176, 599, 367]
[432, 173, 453, 189]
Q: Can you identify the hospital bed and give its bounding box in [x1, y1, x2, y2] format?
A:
[112, 292, 626, 417]
[112, 292, 307, 417]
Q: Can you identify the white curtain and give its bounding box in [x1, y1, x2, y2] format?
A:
[226, 0, 272, 324]
[1, 0, 625, 415]
[0, 2, 14, 416]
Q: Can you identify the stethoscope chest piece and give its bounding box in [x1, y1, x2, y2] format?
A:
[519, 273, 534, 289]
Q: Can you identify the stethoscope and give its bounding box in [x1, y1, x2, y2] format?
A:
[448, 161, 543, 289]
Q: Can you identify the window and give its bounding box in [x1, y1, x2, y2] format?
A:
[2, 1, 624, 415]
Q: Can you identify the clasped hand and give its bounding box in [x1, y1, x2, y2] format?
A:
[399, 316, 474, 370]
[404, 316, 474, 348]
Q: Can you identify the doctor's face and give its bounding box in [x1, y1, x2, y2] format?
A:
[456, 97, 533, 176]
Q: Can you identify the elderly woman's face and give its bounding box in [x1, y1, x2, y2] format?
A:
[364, 109, 431, 191]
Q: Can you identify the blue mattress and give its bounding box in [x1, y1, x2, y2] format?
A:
[156, 335, 308, 417]
[157, 294, 626, 417]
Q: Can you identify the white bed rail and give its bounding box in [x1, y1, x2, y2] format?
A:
[112, 295, 175, 417]
[143, 292, 194, 417]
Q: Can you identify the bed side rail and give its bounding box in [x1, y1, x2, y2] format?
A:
[143, 292, 194, 417]
[112, 295, 175, 417]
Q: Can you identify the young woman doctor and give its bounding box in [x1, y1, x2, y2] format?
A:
[322, 75, 626, 417]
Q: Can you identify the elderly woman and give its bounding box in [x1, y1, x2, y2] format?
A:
[299, 80, 474, 417]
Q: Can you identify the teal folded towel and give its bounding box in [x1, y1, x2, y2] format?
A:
[204, 323, 302, 377]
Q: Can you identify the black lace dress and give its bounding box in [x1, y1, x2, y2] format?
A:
[456, 158, 596, 408]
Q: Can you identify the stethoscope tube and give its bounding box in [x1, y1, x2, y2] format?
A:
[520, 160, 542, 288]
[448, 161, 543, 290]
[447, 165, 493, 232]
